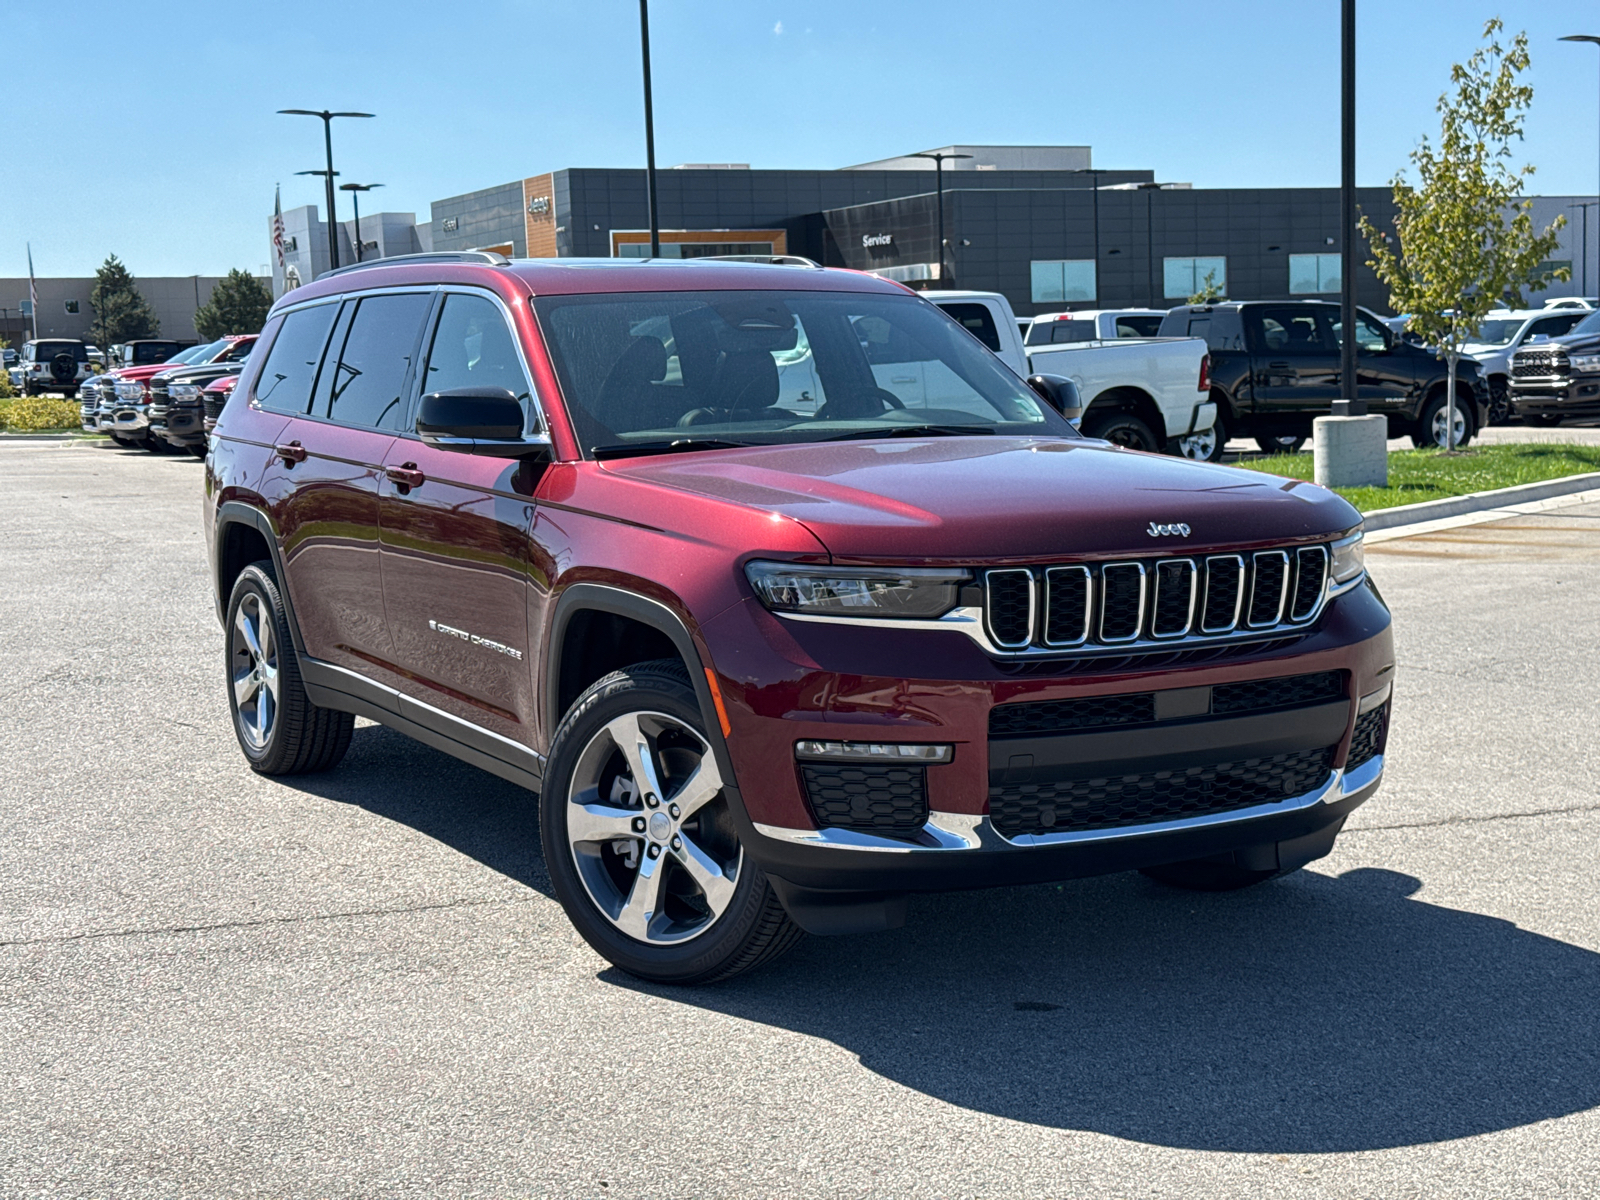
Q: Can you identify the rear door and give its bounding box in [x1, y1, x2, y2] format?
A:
[1244, 305, 1341, 418]
[378, 289, 541, 746]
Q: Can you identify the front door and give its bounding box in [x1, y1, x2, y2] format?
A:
[378, 290, 541, 746]
[1245, 305, 1341, 425]
[1334, 309, 1411, 415]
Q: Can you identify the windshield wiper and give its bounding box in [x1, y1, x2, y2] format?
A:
[591, 438, 753, 460]
[818, 424, 995, 442]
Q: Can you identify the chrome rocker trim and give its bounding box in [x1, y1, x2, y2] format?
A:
[754, 756, 1383, 855]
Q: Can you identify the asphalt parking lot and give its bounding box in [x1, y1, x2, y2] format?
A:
[3, 439, 1599, 1199]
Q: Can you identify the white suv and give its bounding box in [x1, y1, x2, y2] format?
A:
[19, 339, 94, 396]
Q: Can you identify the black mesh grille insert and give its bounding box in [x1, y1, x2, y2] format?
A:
[1212, 671, 1344, 714]
[989, 692, 1156, 738]
[1044, 567, 1090, 645]
[1249, 553, 1288, 626]
[986, 570, 1033, 647]
[1348, 701, 1390, 770]
[1151, 560, 1196, 637]
[1201, 556, 1243, 632]
[988, 746, 1336, 837]
[801, 763, 928, 837]
[1512, 352, 1564, 378]
[1291, 546, 1328, 621]
[1100, 564, 1144, 641]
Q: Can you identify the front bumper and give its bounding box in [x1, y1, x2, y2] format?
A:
[154, 404, 206, 446]
[1509, 377, 1600, 420]
[110, 405, 151, 435]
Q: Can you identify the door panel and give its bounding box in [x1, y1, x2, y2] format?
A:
[1246, 306, 1340, 417]
[1335, 310, 1410, 413]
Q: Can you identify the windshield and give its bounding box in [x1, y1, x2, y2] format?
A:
[173, 341, 222, 365]
[1470, 319, 1526, 346]
[535, 290, 1072, 456]
[1568, 309, 1600, 338]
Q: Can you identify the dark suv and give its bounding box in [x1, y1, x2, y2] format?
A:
[206, 254, 1393, 983]
[1159, 301, 1488, 458]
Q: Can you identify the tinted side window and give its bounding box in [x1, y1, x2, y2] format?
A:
[420, 294, 534, 431]
[1252, 307, 1336, 354]
[937, 303, 1002, 353]
[255, 304, 338, 414]
[322, 293, 434, 430]
[1116, 315, 1164, 338]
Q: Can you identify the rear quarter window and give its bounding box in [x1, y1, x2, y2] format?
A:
[935, 303, 1003, 353]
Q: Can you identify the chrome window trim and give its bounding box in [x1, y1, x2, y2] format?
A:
[1042, 565, 1092, 647]
[1098, 561, 1147, 644]
[1148, 557, 1198, 640]
[754, 761, 1377, 854]
[1200, 553, 1246, 633]
[984, 568, 1036, 650]
[1247, 550, 1291, 628]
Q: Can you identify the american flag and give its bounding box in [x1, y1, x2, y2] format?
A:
[271, 184, 287, 272]
[27, 242, 37, 312]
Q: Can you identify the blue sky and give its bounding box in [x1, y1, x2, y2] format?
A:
[7, 1, 1600, 279]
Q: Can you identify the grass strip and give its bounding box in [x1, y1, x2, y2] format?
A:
[1232, 443, 1600, 513]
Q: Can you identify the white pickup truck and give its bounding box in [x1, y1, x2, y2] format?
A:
[923, 290, 1216, 456]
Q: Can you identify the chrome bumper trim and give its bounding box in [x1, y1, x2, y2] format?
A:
[753, 760, 1380, 855]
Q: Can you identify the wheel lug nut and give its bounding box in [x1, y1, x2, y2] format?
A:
[668, 803, 680, 819]
[671, 836, 681, 851]
[645, 793, 659, 808]
[631, 817, 646, 833]
[647, 843, 661, 859]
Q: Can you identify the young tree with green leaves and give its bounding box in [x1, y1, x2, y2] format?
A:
[193, 269, 274, 340]
[1359, 18, 1566, 451]
[88, 255, 160, 349]
[1186, 269, 1223, 305]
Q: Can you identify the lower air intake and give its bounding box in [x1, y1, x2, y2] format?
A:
[801, 763, 929, 839]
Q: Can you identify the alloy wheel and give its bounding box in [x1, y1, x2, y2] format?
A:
[565, 710, 742, 945]
[230, 592, 280, 751]
[1430, 403, 1469, 447]
[1177, 427, 1219, 460]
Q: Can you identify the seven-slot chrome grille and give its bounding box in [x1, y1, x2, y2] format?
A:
[983, 545, 1330, 654]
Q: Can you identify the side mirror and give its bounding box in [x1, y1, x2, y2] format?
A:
[416, 388, 548, 458]
[1027, 373, 1083, 421]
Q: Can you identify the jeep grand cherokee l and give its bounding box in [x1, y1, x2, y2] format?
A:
[206, 254, 1393, 984]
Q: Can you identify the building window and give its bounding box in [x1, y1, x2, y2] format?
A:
[1030, 260, 1096, 304]
[1289, 253, 1342, 294]
[1163, 256, 1227, 300]
[63, 299, 80, 314]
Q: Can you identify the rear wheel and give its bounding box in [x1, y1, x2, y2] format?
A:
[225, 561, 353, 775]
[540, 660, 803, 984]
[1083, 410, 1160, 452]
[1176, 408, 1228, 462]
[1254, 434, 1306, 455]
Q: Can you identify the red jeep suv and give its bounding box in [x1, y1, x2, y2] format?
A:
[205, 253, 1392, 984]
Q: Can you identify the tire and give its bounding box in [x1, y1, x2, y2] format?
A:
[1082, 410, 1160, 452]
[110, 435, 138, 448]
[1487, 378, 1513, 426]
[540, 659, 803, 984]
[188, 443, 208, 459]
[1523, 413, 1564, 427]
[1411, 391, 1474, 449]
[1140, 856, 1294, 891]
[1254, 434, 1306, 455]
[224, 561, 353, 776]
[1175, 407, 1228, 462]
[143, 435, 170, 454]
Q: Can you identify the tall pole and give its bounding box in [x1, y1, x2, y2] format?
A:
[1338, 0, 1363, 418]
[911, 151, 971, 286]
[640, 0, 660, 257]
[340, 184, 385, 265]
[1090, 169, 1102, 301]
[279, 109, 374, 274]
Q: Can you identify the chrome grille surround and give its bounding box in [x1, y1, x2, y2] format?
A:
[1246, 550, 1291, 628]
[1149, 558, 1198, 639]
[983, 569, 1035, 650]
[1199, 554, 1245, 633]
[1042, 565, 1092, 647]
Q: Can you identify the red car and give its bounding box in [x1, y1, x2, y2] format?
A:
[205, 253, 1392, 983]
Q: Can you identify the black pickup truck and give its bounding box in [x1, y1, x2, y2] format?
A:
[1159, 301, 1487, 460]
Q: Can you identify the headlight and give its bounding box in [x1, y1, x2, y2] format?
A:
[170, 384, 201, 398]
[745, 561, 969, 619]
[1330, 529, 1365, 586]
[1570, 353, 1600, 373]
[114, 381, 145, 401]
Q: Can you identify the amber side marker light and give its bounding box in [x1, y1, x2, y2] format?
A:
[704, 667, 732, 737]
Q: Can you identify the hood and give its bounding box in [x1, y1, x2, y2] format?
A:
[602, 436, 1359, 561]
[155, 362, 244, 386]
[1537, 330, 1600, 354]
[111, 362, 184, 383]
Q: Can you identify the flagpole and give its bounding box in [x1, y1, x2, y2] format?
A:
[26, 243, 38, 341]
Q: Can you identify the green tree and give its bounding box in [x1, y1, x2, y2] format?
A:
[88, 255, 160, 349]
[193, 269, 274, 340]
[1186, 269, 1223, 305]
[1360, 18, 1566, 451]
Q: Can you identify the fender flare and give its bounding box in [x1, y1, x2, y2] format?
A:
[545, 582, 738, 794]
[214, 501, 308, 658]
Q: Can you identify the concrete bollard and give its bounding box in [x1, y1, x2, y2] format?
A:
[1313, 415, 1388, 488]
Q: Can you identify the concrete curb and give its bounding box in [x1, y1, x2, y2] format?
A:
[0, 432, 90, 442]
[1362, 470, 1600, 532]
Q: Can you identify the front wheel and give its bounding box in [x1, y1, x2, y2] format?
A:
[1412, 392, 1474, 448]
[1487, 378, 1513, 425]
[540, 660, 803, 984]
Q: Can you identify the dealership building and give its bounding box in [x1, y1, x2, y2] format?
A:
[268, 144, 1597, 315]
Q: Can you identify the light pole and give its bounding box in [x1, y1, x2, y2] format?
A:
[1337, 0, 1363, 418]
[1137, 181, 1162, 306]
[1568, 201, 1598, 295]
[639, 1, 660, 257]
[910, 151, 972, 285]
[278, 109, 374, 271]
[340, 183, 384, 262]
[1561, 36, 1600, 299]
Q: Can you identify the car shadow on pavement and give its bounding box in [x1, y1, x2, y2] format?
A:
[284, 723, 554, 898]
[609, 865, 1600, 1154]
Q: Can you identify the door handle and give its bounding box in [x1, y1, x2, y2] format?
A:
[274, 440, 307, 465]
[386, 463, 426, 490]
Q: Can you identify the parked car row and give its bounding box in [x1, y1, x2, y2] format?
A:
[77, 336, 255, 454]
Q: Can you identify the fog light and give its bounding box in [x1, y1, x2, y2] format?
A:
[794, 740, 953, 764]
